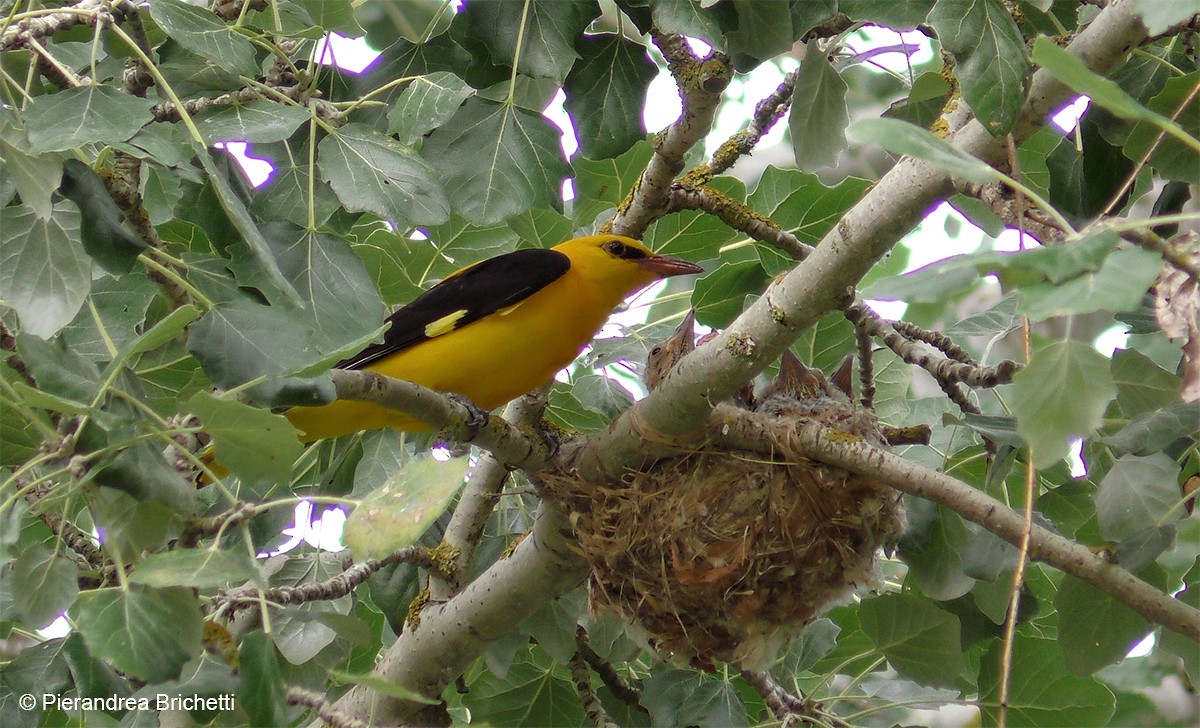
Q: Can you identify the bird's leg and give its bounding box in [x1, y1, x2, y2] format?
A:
[445, 393, 491, 440]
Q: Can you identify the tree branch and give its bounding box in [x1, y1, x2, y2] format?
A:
[329, 370, 555, 473]
[711, 410, 1200, 643]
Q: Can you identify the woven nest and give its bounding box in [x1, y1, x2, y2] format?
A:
[544, 396, 904, 671]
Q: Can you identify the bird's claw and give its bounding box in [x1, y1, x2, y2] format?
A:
[447, 393, 490, 439]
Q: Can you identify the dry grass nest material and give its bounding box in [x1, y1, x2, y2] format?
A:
[544, 398, 905, 671]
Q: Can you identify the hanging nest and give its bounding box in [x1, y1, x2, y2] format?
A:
[543, 318, 905, 671]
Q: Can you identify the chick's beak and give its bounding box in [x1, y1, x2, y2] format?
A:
[637, 253, 704, 278]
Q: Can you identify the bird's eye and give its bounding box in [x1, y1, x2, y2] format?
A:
[603, 239, 647, 260]
[650, 345, 663, 357]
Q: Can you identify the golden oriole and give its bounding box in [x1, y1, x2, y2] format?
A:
[284, 235, 703, 441]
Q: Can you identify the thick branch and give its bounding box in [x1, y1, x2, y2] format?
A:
[712, 410, 1200, 643]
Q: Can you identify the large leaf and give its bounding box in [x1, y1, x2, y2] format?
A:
[859, 594, 964, 687]
[1102, 402, 1200, 456]
[0, 112, 62, 218]
[642, 669, 747, 728]
[571, 140, 653, 225]
[72, 586, 203, 683]
[24, 85, 153, 154]
[421, 98, 570, 225]
[150, 0, 259, 77]
[563, 34, 656, 159]
[463, 0, 601, 82]
[1122, 71, 1200, 183]
[387, 71, 474, 146]
[238, 631, 292, 728]
[196, 100, 311, 144]
[1011, 340, 1116, 468]
[130, 548, 258, 589]
[979, 634, 1115, 727]
[185, 392, 303, 484]
[840, 0, 934, 29]
[1056, 568, 1162, 676]
[0, 201, 90, 337]
[11, 545, 78, 629]
[318, 123, 450, 226]
[343, 457, 470, 560]
[930, 0, 1029, 136]
[464, 649, 586, 727]
[692, 260, 770, 328]
[746, 166, 871, 272]
[57, 159, 148, 273]
[789, 41, 849, 171]
[1094, 453, 1182, 569]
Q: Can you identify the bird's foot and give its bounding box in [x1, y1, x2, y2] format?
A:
[446, 393, 490, 439]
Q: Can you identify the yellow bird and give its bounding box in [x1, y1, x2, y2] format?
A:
[284, 235, 703, 441]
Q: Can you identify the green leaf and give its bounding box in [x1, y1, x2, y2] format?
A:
[1018, 247, 1163, 321]
[24, 85, 153, 154]
[73, 586, 203, 683]
[885, 70, 953, 128]
[60, 632, 131, 706]
[422, 97, 570, 225]
[563, 34, 656, 159]
[128, 304, 201, 356]
[945, 294, 1021, 337]
[649, 0, 738, 52]
[930, 0, 1029, 135]
[1031, 37, 1183, 131]
[60, 274, 158, 361]
[645, 176, 743, 261]
[185, 392, 302, 483]
[1123, 71, 1200, 182]
[186, 299, 325, 389]
[642, 669, 747, 728]
[774, 617, 840, 675]
[979, 634, 1115, 727]
[280, 0, 365, 36]
[848, 117, 1000, 183]
[238, 631, 292, 727]
[859, 593, 965, 688]
[0, 114, 63, 218]
[327, 669, 440, 703]
[1130, 0, 1199, 34]
[998, 229, 1119, 284]
[343, 457, 470, 560]
[318, 123, 450, 226]
[862, 254, 982, 303]
[506, 207, 575, 249]
[387, 71, 473, 145]
[196, 100, 311, 144]
[1094, 453, 1183, 569]
[463, 0, 600, 82]
[746, 166, 871, 267]
[0, 201, 90, 337]
[193, 142, 301, 306]
[266, 224, 388, 353]
[1012, 340, 1116, 468]
[150, 0, 259, 77]
[0, 639, 72, 724]
[571, 140, 653, 225]
[1111, 348, 1182, 418]
[692, 260, 770, 328]
[728, 0, 831, 65]
[899, 502, 975, 600]
[789, 41, 849, 171]
[840, 0, 934, 29]
[1056, 568, 1160, 676]
[12, 544, 78, 629]
[465, 648, 587, 726]
[1103, 402, 1200, 455]
[130, 548, 257, 589]
[57, 160, 148, 273]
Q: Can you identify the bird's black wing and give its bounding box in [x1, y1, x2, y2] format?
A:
[338, 248, 571, 370]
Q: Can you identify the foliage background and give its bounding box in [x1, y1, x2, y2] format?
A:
[0, 0, 1197, 726]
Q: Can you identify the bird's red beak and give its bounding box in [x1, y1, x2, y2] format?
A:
[637, 254, 704, 278]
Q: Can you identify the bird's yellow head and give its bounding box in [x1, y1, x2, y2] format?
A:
[552, 235, 703, 300]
